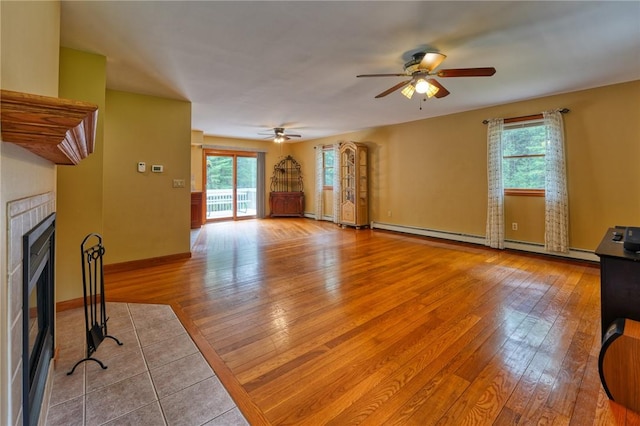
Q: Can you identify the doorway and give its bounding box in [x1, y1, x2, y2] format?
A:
[203, 150, 258, 221]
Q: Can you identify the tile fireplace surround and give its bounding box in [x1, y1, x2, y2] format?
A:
[7, 191, 56, 425]
[6, 192, 248, 425]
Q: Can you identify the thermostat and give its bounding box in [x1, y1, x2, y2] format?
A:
[151, 165, 163, 173]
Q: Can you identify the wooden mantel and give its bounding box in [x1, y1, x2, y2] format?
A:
[1, 89, 98, 165]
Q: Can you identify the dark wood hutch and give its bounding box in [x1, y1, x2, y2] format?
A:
[269, 155, 304, 217]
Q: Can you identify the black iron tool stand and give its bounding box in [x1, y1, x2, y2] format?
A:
[67, 233, 122, 375]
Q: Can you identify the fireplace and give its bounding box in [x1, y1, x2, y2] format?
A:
[22, 212, 55, 426]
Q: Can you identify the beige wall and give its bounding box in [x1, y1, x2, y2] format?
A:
[104, 90, 192, 263]
[57, 48, 107, 302]
[0, 1, 61, 424]
[191, 130, 205, 191]
[291, 80, 640, 251]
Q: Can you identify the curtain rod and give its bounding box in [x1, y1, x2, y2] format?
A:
[482, 108, 569, 124]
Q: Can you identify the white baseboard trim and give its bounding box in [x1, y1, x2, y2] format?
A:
[370, 221, 599, 263]
[304, 213, 334, 221]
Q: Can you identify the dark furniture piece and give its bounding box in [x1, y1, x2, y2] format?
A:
[191, 191, 203, 228]
[269, 155, 304, 217]
[595, 228, 640, 339]
[270, 191, 305, 217]
[598, 317, 640, 412]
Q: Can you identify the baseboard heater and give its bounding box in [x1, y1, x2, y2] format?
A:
[370, 221, 599, 262]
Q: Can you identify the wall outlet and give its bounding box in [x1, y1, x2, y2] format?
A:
[151, 164, 163, 173]
[512, 222, 518, 231]
[172, 179, 185, 188]
[137, 162, 146, 173]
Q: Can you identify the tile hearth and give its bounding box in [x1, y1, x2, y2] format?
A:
[46, 302, 248, 426]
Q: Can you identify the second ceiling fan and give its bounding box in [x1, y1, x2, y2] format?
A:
[357, 51, 496, 99]
[259, 127, 302, 143]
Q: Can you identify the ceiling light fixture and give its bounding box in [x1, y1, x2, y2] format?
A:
[401, 84, 416, 99]
[274, 135, 285, 143]
[425, 83, 439, 98]
[401, 78, 440, 101]
[414, 78, 429, 94]
[414, 78, 440, 98]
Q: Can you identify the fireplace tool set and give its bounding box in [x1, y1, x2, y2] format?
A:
[67, 233, 122, 375]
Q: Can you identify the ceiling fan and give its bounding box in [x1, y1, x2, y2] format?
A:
[259, 127, 302, 143]
[357, 51, 496, 100]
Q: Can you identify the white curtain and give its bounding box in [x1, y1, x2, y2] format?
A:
[256, 152, 266, 218]
[314, 146, 324, 220]
[332, 143, 341, 224]
[315, 144, 341, 223]
[543, 110, 569, 253]
[486, 118, 505, 249]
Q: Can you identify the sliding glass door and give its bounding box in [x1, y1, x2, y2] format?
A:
[204, 150, 258, 221]
[236, 156, 257, 218]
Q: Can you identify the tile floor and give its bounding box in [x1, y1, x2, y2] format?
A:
[46, 302, 249, 426]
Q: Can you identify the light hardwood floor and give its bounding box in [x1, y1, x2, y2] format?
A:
[104, 218, 639, 425]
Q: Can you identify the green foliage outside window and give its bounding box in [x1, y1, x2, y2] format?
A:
[207, 156, 232, 189]
[206, 156, 257, 190]
[237, 157, 257, 189]
[502, 123, 546, 189]
[323, 149, 334, 187]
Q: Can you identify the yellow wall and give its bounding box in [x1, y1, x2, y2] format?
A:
[103, 90, 192, 263]
[291, 80, 640, 251]
[56, 48, 107, 302]
[0, 1, 61, 423]
[0, 1, 60, 96]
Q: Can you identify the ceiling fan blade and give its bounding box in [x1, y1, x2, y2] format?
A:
[357, 73, 407, 78]
[437, 67, 496, 77]
[374, 80, 412, 98]
[427, 79, 450, 98]
[418, 52, 446, 72]
[285, 134, 302, 138]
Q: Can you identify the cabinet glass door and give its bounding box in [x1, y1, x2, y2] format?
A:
[342, 149, 355, 204]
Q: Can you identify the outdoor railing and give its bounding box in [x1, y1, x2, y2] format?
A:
[206, 188, 256, 217]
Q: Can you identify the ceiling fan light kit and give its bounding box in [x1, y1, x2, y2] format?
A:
[401, 84, 415, 99]
[259, 127, 302, 143]
[357, 49, 496, 101]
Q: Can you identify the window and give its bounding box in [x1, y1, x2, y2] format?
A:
[502, 120, 546, 196]
[323, 148, 335, 188]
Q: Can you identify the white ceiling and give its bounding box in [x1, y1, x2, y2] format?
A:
[60, 1, 640, 142]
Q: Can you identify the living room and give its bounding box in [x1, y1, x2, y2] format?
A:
[1, 1, 639, 425]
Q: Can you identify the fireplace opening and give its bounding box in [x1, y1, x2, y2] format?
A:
[22, 212, 55, 426]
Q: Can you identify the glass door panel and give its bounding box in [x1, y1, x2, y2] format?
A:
[206, 155, 234, 220]
[236, 156, 257, 218]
